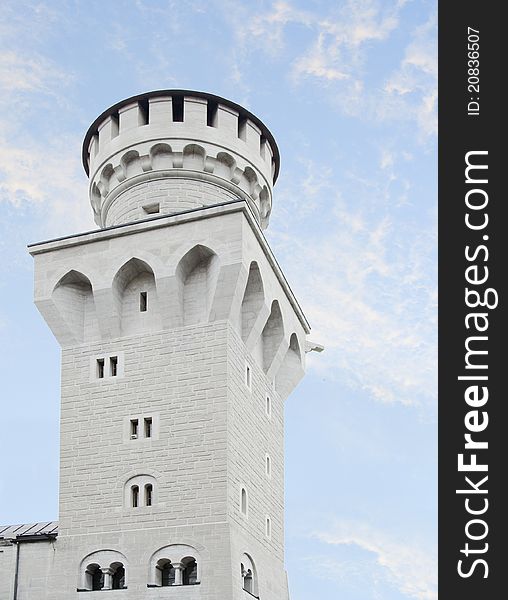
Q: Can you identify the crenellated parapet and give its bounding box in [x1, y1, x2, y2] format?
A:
[83, 91, 280, 230]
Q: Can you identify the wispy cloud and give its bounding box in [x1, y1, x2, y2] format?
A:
[383, 14, 438, 136]
[0, 44, 90, 236]
[222, 0, 436, 137]
[312, 520, 437, 600]
[270, 158, 436, 410]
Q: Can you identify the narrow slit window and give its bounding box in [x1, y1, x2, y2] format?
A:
[96, 358, 105, 379]
[238, 115, 247, 140]
[130, 419, 139, 439]
[207, 100, 218, 127]
[145, 483, 153, 506]
[266, 455, 271, 477]
[172, 96, 184, 122]
[241, 487, 248, 515]
[144, 417, 153, 438]
[266, 395, 271, 417]
[245, 364, 252, 390]
[266, 516, 271, 538]
[140, 291, 147, 312]
[110, 356, 118, 377]
[131, 485, 139, 507]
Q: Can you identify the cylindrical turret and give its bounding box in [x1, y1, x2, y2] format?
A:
[82, 90, 280, 230]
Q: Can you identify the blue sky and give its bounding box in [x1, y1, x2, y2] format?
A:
[0, 1, 437, 599]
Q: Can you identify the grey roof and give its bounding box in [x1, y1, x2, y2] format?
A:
[0, 522, 58, 541]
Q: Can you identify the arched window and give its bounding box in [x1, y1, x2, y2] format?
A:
[111, 563, 125, 589]
[148, 544, 201, 588]
[145, 484, 153, 506]
[131, 485, 139, 507]
[85, 564, 103, 591]
[182, 557, 198, 585]
[242, 564, 253, 593]
[124, 474, 156, 508]
[158, 559, 175, 587]
[241, 487, 248, 516]
[79, 550, 127, 592]
[241, 554, 258, 596]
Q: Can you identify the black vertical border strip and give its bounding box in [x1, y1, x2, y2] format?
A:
[439, 3, 506, 598]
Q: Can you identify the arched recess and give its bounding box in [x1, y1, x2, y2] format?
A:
[275, 333, 304, 399]
[259, 186, 271, 228]
[183, 144, 205, 171]
[100, 163, 115, 196]
[242, 166, 258, 194]
[91, 183, 102, 220]
[150, 143, 172, 170]
[52, 270, 99, 344]
[121, 150, 142, 178]
[148, 544, 201, 587]
[112, 258, 161, 337]
[262, 300, 284, 372]
[214, 152, 235, 180]
[176, 245, 219, 326]
[78, 549, 128, 591]
[240, 262, 264, 342]
[241, 553, 258, 596]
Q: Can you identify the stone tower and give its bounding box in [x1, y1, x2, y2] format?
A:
[27, 90, 313, 599]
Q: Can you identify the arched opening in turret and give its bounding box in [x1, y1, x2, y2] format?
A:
[183, 144, 205, 171]
[91, 183, 102, 222]
[100, 163, 115, 196]
[242, 166, 258, 195]
[262, 300, 284, 372]
[52, 270, 99, 344]
[240, 262, 264, 342]
[150, 143, 173, 170]
[275, 333, 304, 399]
[176, 245, 219, 326]
[112, 258, 161, 337]
[121, 149, 142, 179]
[259, 186, 271, 228]
[214, 152, 236, 180]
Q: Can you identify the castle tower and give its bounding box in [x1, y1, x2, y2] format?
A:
[27, 90, 313, 599]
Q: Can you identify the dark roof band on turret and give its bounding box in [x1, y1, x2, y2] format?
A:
[82, 89, 281, 182]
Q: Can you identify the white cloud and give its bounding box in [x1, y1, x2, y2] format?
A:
[292, 33, 350, 82]
[270, 159, 436, 410]
[224, 0, 436, 137]
[0, 45, 91, 236]
[0, 51, 71, 104]
[382, 14, 438, 137]
[0, 135, 93, 236]
[313, 520, 437, 600]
